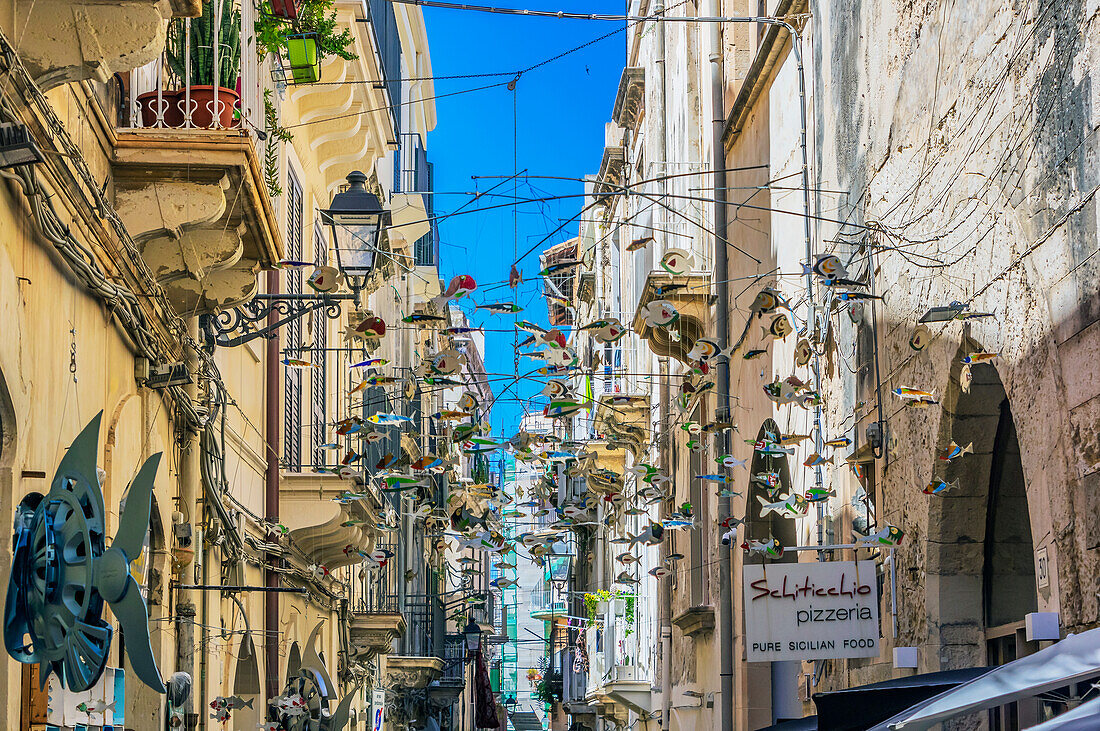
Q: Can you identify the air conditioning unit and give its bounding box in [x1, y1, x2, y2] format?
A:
[611, 664, 637, 682]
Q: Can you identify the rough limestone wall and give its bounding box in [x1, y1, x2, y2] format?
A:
[810, 0, 1100, 690]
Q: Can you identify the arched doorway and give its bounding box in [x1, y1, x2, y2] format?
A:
[927, 343, 1038, 728]
[745, 420, 797, 554]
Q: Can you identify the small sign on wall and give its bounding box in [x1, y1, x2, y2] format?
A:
[372, 687, 386, 731]
[1036, 546, 1050, 592]
[744, 561, 881, 662]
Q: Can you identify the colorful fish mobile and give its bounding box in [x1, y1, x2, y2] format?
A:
[432, 409, 472, 421]
[909, 324, 932, 351]
[540, 258, 582, 276]
[805, 254, 848, 281]
[822, 436, 851, 449]
[275, 259, 312, 269]
[433, 274, 478, 307]
[749, 287, 789, 316]
[476, 302, 523, 314]
[544, 399, 591, 418]
[924, 478, 960, 495]
[893, 386, 939, 407]
[403, 312, 447, 324]
[794, 338, 813, 367]
[638, 300, 679, 328]
[857, 525, 905, 547]
[509, 264, 523, 288]
[429, 349, 467, 375]
[742, 537, 784, 559]
[660, 248, 695, 275]
[281, 357, 318, 369]
[306, 265, 342, 293]
[762, 314, 794, 340]
[346, 314, 386, 341]
[804, 487, 836, 502]
[939, 441, 973, 460]
[757, 493, 809, 518]
[581, 317, 626, 343]
[350, 357, 388, 368]
[367, 413, 413, 426]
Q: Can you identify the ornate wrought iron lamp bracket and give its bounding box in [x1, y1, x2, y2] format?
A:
[201, 293, 355, 349]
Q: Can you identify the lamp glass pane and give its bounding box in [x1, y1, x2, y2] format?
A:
[332, 221, 379, 273]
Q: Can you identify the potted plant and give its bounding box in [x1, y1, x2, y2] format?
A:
[166, 0, 242, 128]
[255, 0, 356, 85]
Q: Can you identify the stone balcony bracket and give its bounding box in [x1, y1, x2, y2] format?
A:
[349, 613, 408, 658]
[593, 398, 650, 461]
[613, 67, 645, 130]
[111, 130, 284, 315]
[12, 0, 174, 92]
[672, 605, 716, 637]
[605, 680, 655, 717]
[384, 656, 446, 690]
[593, 146, 626, 204]
[632, 271, 714, 365]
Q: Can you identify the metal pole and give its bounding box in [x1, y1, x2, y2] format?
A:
[175, 318, 201, 723]
[264, 268, 282, 702]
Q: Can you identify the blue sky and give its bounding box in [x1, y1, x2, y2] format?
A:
[423, 4, 624, 436]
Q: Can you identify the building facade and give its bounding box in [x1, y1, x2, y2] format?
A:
[553, 0, 1100, 729]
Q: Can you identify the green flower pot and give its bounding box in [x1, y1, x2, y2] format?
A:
[286, 35, 321, 84]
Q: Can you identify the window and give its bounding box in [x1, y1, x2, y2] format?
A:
[309, 221, 327, 467]
[283, 170, 303, 469]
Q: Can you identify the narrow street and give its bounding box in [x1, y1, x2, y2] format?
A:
[0, 0, 1097, 729]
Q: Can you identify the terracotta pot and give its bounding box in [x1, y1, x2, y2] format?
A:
[136, 90, 182, 128]
[184, 86, 239, 129]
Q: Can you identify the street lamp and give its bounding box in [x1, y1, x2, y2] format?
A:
[321, 171, 389, 298]
[463, 618, 483, 657]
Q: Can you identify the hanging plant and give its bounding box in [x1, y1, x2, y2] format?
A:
[255, 0, 357, 64]
[262, 89, 293, 197]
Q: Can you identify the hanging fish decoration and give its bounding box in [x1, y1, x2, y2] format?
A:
[431, 410, 472, 421]
[275, 259, 312, 269]
[545, 347, 578, 368]
[350, 357, 388, 368]
[346, 314, 386, 341]
[444, 326, 482, 335]
[962, 352, 998, 364]
[779, 434, 811, 446]
[581, 318, 626, 343]
[757, 493, 809, 517]
[857, 525, 905, 546]
[544, 399, 591, 418]
[639, 300, 679, 328]
[939, 441, 973, 461]
[476, 302, 523, 314]
[282, 358, 318, 368]
[660, 248, 694, 275]
[655, 282, 688, 296]
[924, 478, 960, 495]
[306, 265, 343, 292]
[742, 537, 784, 559]
[441, 273, 478, 300]
[804, 487, 836, 502]
[909, 324, 932, 351]
[743, 349, 767, 360]
[802, 452, 832, 467]
[804, 254, 848, 281]
[366, 413, 413, 425]
[540, 259, 582, 276]
[429, 349, 467, 376]
[402, 312, 447, 323]
[748, 287, 787, 315]
[794, 338, 813, 367]
[762, 314, 794, 340]
[509, 264, 523, 288]
[822, 436, 851, 449]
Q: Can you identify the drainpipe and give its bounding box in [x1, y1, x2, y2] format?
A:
[705, 15, 815, 729]
[175, 320, 201, 722]
[264, 269, 281, 702]
[650, 3, 673, 728]
[708, 16, 736, 731]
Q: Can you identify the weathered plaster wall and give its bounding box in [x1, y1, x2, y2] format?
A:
[809, 0, 1100, 688]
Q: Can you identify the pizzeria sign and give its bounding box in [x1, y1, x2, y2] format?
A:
[743, 560, 880, 662]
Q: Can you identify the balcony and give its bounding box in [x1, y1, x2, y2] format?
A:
[631, 270, 714, 365]
[612, 67, 645, 131]
[593, 395, 650, 462]
[529, 586, 567, 621]
[584, 600, 654, 721]
[348, 541, 406, 659]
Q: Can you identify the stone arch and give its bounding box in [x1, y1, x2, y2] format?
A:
[926, 338, 1037, 671]
[745, 420, 797, 557]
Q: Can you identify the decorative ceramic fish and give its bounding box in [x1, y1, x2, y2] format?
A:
[350, 358, 388, 368]
[805, 254, 848, 280]
[742, 537, 784, 558]
[823, 437, 851, 449]
[639, 300, 679, 328]
[804, 487, 836, 502]
[660, 248, 695, 275]
[476, 302, 523, 313]
[857, 525, 905, 546]
[939, 441, 973, 460]
[757, 493, 809, 518]
[402, 312, 447, 323]
[367, 413, 412, 425]
[924, 478, 960, 495]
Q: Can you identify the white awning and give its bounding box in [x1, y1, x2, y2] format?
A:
[873, 628, 1100, 730]
[1027, 696, 1100, 731]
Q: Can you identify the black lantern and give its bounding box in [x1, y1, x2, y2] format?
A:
[321, 171, 388, 294]
[462, 618, 483, 657]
